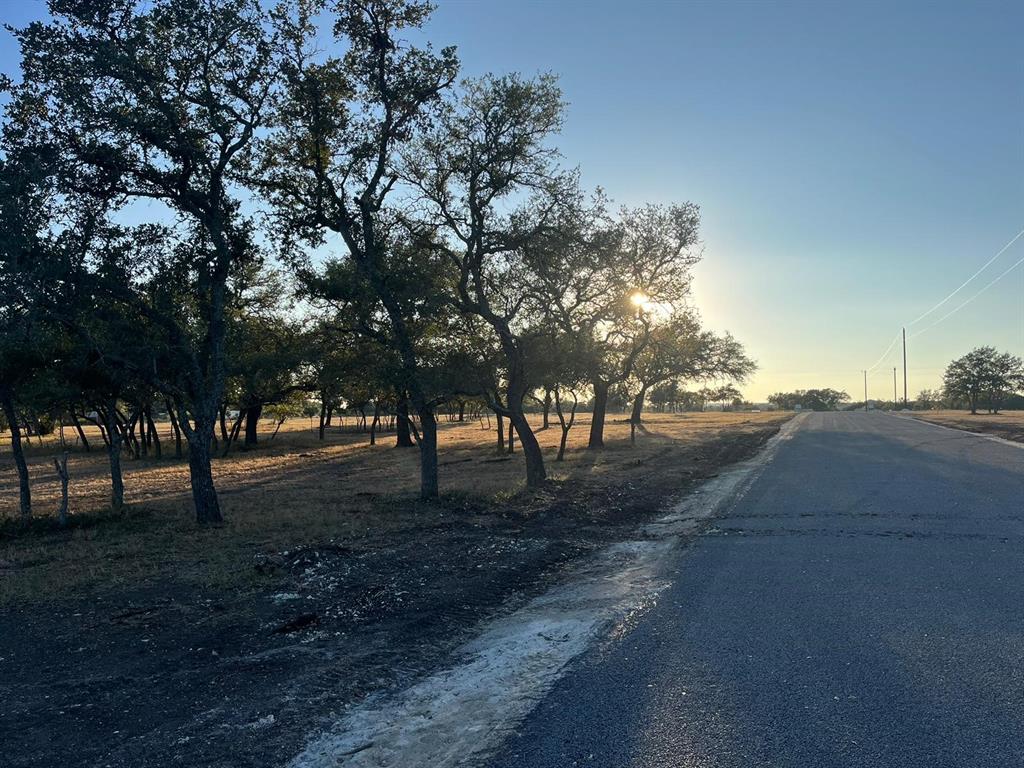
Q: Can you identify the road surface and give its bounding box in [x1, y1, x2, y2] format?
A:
[488, 412, 1024, 768]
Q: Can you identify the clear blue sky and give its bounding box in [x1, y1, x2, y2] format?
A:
[3, 0, 1022, 401]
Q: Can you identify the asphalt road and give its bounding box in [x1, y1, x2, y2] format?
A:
[488, 412, 1024, 768]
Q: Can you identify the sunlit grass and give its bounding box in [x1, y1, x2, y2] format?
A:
[0, 411, 790, 604]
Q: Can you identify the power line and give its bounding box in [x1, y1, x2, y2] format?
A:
[863, 225, 1024, 370]
[909, 249, 1024, 340]
[866, 332, 901, 372]
[907, 227, 1024, 327]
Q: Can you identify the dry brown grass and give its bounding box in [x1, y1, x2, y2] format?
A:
[910, 409, 1024, 443]
[0, 411, 789, 603]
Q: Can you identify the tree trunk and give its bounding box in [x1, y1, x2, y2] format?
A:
[91, 414, 111, 448]
[558, 425, 570, 460]
[187, 419, 222, 524]
[219, 404, 229, 443]
[554, 389, 577, 462]
[146, 407, 162, 459]
[630, 384, 648, 425]
[588, 381, 609, 449]
[457, 400, 465, 423]
[128, 408, 145, 458]
[54, 452, 69, 527]
[270, 417, 286, 439]
[416, 405, 439, 500]
[70, 410, 90, 452]
[139, 407, 150, 455]
[369, 402, 381, 446]
[495, 412, 505, 454]
[396, 399, 415, 448]
[1, 388, 31, 517]
[166, 400, 183, 459]
[123, 409, 140, 459]
[318, 401, 327, 440]
[101, 400, 124, 514]
[541, 389, 552, 430]
[222, 410, 245, 458]
[244, 403, 262, 446]
[509, 408, 546, 486]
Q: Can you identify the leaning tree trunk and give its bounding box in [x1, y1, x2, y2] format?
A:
[244, 403, 262, 447]
[70, 409, 90, 452]
[510, 408, 546, 486]
[588, 381, 610, 449]
[1, 387, 31, 517]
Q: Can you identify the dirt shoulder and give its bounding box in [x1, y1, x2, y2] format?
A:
[0, 412, 789, 768]
[910, 409, 1024, 443]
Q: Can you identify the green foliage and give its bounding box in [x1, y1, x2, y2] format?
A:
[0, 0, 762, 516]
[767, 389, 851, 411]
[942, 346, 1024, 414]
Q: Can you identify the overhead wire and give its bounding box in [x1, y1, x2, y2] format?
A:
[863, 226, 1024, 367]
[906, 227, 1024, 327]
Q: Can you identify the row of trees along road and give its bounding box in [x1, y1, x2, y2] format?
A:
[0, 0, 754, 524]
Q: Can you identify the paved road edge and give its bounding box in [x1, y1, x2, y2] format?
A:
[891, 413, 1024, 451]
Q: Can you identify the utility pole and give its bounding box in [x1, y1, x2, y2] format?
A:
[863, 370, 868, 411]
[893, 367, 897, 410]
[902, 327, 908, 406]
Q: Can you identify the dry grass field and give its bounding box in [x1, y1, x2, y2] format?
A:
[910, 409, 1024, 443]
[0, 411, 789, 603]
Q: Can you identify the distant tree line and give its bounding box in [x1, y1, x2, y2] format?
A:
[761, 346, 1024, 417]
[0, 0, 754, 522]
